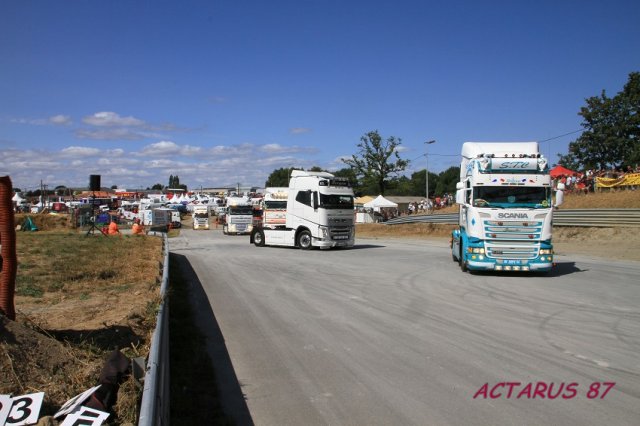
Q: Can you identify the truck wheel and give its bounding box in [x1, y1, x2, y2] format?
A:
[297, 230, 312, 250]
[254, 230, 265, 247]
[222, 225, 227, 235]
[459, 245, 468, 272]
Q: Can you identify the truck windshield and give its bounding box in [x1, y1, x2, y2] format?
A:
[473, 186, 551, 208]
[194, 213, 208, 218]
[319, 194, 354, 209]
[264, 201, 287, 210]
[229, 205, 253, 215]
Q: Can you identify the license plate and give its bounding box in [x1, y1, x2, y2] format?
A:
[503, 259, 521, 265]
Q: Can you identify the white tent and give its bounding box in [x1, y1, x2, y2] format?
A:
[363, 195, 398, 209]
[12, 192, 26, 204]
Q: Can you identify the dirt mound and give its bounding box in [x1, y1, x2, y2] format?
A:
[1, 316, 101, 414]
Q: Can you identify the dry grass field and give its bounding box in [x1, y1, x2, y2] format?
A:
[2, 224, 163, 423]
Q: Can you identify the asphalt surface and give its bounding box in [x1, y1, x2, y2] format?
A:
[171, 228, 640, 426]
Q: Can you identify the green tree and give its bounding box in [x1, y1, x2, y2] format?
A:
[342, 130, 410, 195]
[169, 175, 181, 188]
[386, 176, 413, 196]
[559, 72, 640, 170]
[151, 183, 163, 191]
[434, 166, 460, 195]
[265, 167, 301, 187]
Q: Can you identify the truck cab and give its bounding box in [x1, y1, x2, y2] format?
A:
[251, 170, 355, 249]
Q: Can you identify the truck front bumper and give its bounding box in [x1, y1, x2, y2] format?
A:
[467, 260, 553, 272]
[313, 237, 354, 249]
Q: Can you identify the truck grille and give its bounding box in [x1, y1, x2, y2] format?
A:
[330, 227, 352, 240]
[329, 217, 353, 226]
[483, 220, 542, 241]
[485, 242, 539, 260]
[482, 220, 542, 259]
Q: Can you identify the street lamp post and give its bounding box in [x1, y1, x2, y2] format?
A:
[425, 140, 436, 214]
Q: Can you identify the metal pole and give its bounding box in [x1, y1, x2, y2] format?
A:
[425, 140, 435, 214]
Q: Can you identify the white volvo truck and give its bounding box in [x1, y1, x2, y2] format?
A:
[451, 142, 563, 272]
[250, 170, 355, 249]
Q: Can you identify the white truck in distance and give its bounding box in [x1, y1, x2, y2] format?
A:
[224, 196, 254, 235]
[451, 142, 564, 273]
[250, 170, 355, 249]
[192, 205, 210, 230]
[261, 187, 288, 228]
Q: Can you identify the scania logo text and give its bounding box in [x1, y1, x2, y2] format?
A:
[497, 213, 529, 219]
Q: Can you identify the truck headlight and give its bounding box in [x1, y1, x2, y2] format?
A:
[539, 249, 553, 255]
[320, 226, 329, 239]
[467, 247, 485, 254]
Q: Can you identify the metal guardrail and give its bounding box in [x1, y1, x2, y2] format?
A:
[138, 234, 170, 426]
[384, 209, 640, 227]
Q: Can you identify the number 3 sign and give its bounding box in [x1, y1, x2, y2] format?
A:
[1, 392, 44, 426]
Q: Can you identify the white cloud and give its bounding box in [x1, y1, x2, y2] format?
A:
[75, 128, 159, 140]
[2, 138, 339, 192]
[261, 143, 286, 153]
[49, 115, 72, 125]
[106, 148, 125, 157]
[10, 114, 72, 126]
[82, 111, 145, 127]
[141, 141, 181, 155]
[290, 127, 311, 135]
[138, 141, 201, 157]
[60, 146, 101, 157]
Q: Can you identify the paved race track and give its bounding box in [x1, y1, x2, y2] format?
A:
[171, 229, 640, 426]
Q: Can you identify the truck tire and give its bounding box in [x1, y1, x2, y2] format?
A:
[297, 230, 312, 250]
[254, 229, 265, 247]
[459, 245, 468, 272]
[222, 225, 228, 235]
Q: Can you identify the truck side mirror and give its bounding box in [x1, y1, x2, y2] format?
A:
[456, 182, 464, 190]
[456, 189, 465, 204]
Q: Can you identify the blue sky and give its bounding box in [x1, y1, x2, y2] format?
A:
[1, 0, 639, 192]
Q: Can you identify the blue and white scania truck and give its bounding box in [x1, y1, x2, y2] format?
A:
[451, 142, 564, 272]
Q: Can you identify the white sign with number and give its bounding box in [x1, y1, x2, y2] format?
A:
[54, 385, 102, 419]
[0, 395, 13, 425]
[5, 392, 44, 426]
[60, 406, 109, 426]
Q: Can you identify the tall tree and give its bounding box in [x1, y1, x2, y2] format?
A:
[342, 130, 409, 195]
[434, 166, 460, 195]
[265, 167, 301, 187]
[559, 72, 640, 170]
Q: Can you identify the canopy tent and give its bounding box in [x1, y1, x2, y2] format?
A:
[364, 195, 398, 209]
[354, 195, 374, 206]
[550, 165, 577, 178]
[12, 192, 26, 204]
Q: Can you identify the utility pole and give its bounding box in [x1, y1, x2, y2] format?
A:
[424, 140, 436, 213]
